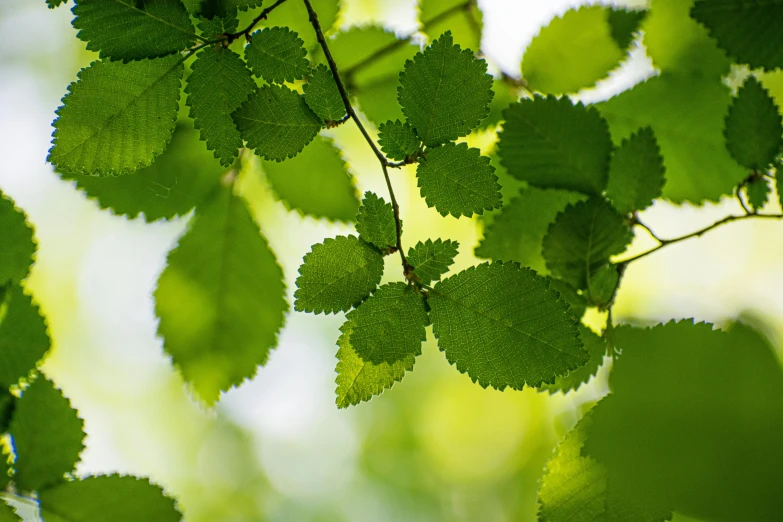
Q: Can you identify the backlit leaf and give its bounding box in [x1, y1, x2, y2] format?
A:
[245, 27, 310, 84]
[605, 127, 665, 214]
[355, 192, 397, 251]
[407, 238, 459, 284]
[724, 76, 783, 170]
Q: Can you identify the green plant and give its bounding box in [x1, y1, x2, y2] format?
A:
[1, 0, 782, 519]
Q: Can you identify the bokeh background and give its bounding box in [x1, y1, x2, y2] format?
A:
[2, 0, 783, 520]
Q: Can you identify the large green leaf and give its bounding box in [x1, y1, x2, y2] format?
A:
[724, 77, 783, 170]
[604, 127, 665, 215]
[498, 96, 612, 195]
[0, 192, 36, 286]
[419, 0, 483, 51]
[59, 123, 225, 222]
[245, 27, 310, 84]
[407, 238, 459, 284]
[155, 187, 287, 405]
[49, 57, 183, 175]
[429, 262, 585, 389]
[355, 192, 397, 251]
[0, 285, 50, 389]
[398, 31, 493, 146]
[10, 377, 85, 492]
[72, 0, 196, 61]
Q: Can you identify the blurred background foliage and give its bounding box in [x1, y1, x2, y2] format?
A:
[2, 0, 783, 520]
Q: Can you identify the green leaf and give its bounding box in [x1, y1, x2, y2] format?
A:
[419, 0, 483, 51]
[522, 6, 644, 95]
[72, 0, 196, 61]
[416, 142, 501, 218]
[155, 187, 287, 405]
[475, 187, 585, 275]
[355, 192, 397, 251]
[58, 123, 225, 222]
[378, 120, 421, 162]
[585, 321, 783, 521]
[197, 12, 238, 36]
[605, 127, 666, 215]
[335, 317, 414, 409]
[542, 198, 632, 291]
[186, 47, 256, 167]
[233, 84, 322, 162]
[499, 96, 612, 195]
[429, 262, 585, 389]
[0, 192, 36, 286]
[398, 31, 493, 146]
[266, 0, 339, 51]
[47, 0, 67, 8]
[294, 235, 384, 314]
[0, 501, 19, 522]
[303, 64, 346, 123]
[48, 57, 182, 175]
[539, 325, 606, 395]
[39, 475, 181, 522]
[0, 285, 50, 389]
[691, 0, 783, 70]
[538, 412, 671, 522]
[10, 376, 85, 492]
[725, 77, 783, 170]
[261, 135, 359, 222]
[746, 177, 771, 211]
[407, 238, 459, 284]
[245, 27, 310, 84]
[346, 282, 428, 365]
[199, 0, 263, 18]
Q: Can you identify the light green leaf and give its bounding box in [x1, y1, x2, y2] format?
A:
[58, 123, 225, 222]
[540, 325, 606, 395]
[39, 475, 181, 522]
[72, 0, 195, 61]
[378, 120, 421, 162]
[522, 6, 644, 94]
[0, 501, 19, 522]
[725, 77, 783, 170]
[10, 376, 85, 492]
[746, 177, 771, 211]
[585, 321, 783, 521]
[48, 57, 182, 175]
[346, 283, 428, 365]
[335, 318, 414, 409]
[262, 136, 358, 222]
[542, 198, 632, 291]
[499, 95, 612, 195]
[0, 192, 36, 286]
[294, 235, 384, 314]
[605, 127, 665, 215]
[355, 192, 397, 251]
[407, 238, 459, 284]
[416, 142, 501, 218]
[691, 0, 783, 71]
[233, 84, 322, 162]
[475, 186, 585, 275]
[186, 47, 256, 166]
[245, 27, 310, 84]
[155, 187, 287, 405]
[419, 0, 483, 51]
[266, 0, 340, 51]
[429, 262, 585, 389]
[398, 31, 493, 146]
[0, 285, 50, 389]
[303, 64, 346, 123]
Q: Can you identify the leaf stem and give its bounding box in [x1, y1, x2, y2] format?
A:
[302, 0, 412, 275]
[222, 0, 290, 44]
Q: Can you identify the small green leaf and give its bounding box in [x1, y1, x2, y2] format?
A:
[303, 64, 346, 123]
[294, 236, 384, 314]
[724, 77, 783, 170]
[10, 376, 85, 492]
[416, 142, 501, 218]
[605, 127, 666, 215]
[407, 239, 459, 284]
[0, 285, 50, 389]
[347, 283, 428, 365]
[499, 95, 612, 195]
[542, 198, 632, 291]
[245, 27, 310, 84]
[186, 47, 256, 167]
[355, 192, 397, 251]
[429, 262, 585, 389]
[539, 326, 606, 395]
[39, 475, 181, 522]
[49, 57, 183, 175]
[155, 187, 287, 405]
[335, 318, 414, 409]
[747, 177, 771, 211]
[0, 192, 36, 286]
[608, 8, 647, 49]
[378, 120, 421, 162]
[47, 0, 67, 8]
[419, 0, 483, 51]
[233, 84, 322, 162]
[72, 0, 195, 61]
[262, 136, 359, 222]
[398, 31, 493, 146]
[197, 12, 239, 36]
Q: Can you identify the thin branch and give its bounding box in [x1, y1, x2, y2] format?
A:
[302, 0, 411, 275]
[737, 187, 754, 215]
[633, 214, 663, 243]
[222, 0, 289, 44]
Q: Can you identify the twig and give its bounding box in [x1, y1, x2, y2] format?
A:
[222, 0, 290, 44]
[633, 214, 663, 243]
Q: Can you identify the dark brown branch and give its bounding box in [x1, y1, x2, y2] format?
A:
[222, 0, 289, 44]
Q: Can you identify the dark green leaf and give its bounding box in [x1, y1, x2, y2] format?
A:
[0, 389, 14, 433]
[0, 285, 50, 389]
[539, 326, 606, 395]
[0, 192, 36, 286]
[724, 77, 783, 170]
[407, 238, 459, 284]
[607, 8, 647, 49]
[355, 192, 397, 251]
[197, 12, 238, 36]
[605, 127, 665, 214]
[47, 0, 67, 8]
[746, 177, 771, 211]
[245, 27, 310, 84]
[303, 64, 346, 123]
[199, 0, 263, 18]
[377, 120, 421, 162]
